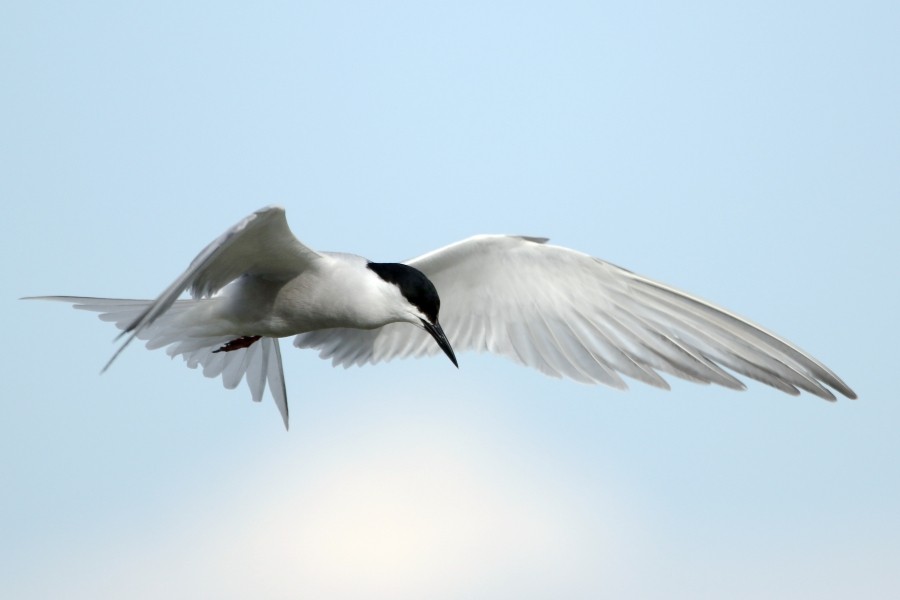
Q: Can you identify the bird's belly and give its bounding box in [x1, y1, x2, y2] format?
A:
[217, 273, 390, 338]
[267, 290, 385, 335]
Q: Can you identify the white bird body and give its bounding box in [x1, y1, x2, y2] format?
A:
[206, 253, 414, 337]
[28, 205, 856, 429]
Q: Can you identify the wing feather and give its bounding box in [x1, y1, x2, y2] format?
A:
[104, 206, 320, 371]
[295, 235, 855, 401]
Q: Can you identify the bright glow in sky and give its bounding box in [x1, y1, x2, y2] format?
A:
[3, 2, 898, 599]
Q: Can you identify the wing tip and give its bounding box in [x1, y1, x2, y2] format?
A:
[517, 235, 550, 244]
[258, 204, 286, 216]
[832, 381, 857, 401]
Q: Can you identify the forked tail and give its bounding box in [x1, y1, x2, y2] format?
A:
[24, 296, 289, 429]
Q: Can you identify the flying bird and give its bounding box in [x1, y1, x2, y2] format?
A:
[27, 205, 856, 428]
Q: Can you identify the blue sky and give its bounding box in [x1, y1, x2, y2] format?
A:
[3, 1, 898, 598]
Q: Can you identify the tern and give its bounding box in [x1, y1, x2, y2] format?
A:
[27, 205, 856, 428]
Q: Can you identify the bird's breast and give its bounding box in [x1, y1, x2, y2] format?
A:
[245, 260, 403, 336]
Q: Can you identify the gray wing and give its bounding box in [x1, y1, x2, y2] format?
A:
[106, 205, 321, 370]
[294, 235, 855, 401]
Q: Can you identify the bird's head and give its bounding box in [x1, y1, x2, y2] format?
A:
[366, 262, 458, 367]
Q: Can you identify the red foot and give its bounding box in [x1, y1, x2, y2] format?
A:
[213, 335, 261, 353]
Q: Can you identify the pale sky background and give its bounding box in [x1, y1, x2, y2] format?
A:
[3, 2, 899, 599]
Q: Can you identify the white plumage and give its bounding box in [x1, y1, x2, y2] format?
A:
[28, 205, 856, 429]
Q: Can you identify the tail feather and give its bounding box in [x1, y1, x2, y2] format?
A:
[24, 296, 290, 429]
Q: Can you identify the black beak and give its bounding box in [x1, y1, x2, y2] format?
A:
[422, 319, 458, 368]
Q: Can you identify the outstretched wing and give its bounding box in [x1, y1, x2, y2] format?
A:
[106, 205, 321, 370]
[295, 235, 855, 401]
